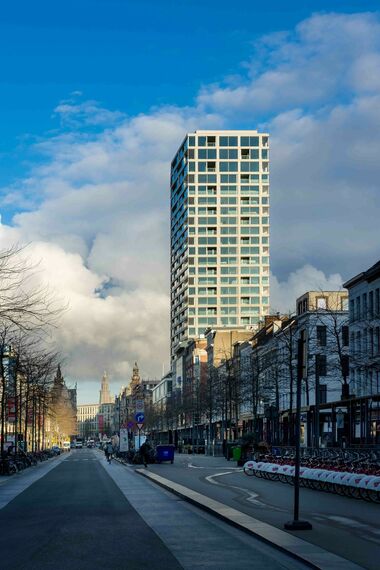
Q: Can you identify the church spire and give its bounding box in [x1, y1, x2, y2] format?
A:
[99, 370, 112, 404]
[129, 362, 141, 394]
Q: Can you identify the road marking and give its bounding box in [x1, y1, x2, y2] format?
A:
[188, 462, 242, 470]
[205, 471, 268, 506]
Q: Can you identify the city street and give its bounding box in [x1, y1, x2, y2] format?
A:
[0, 450, 308, 570]
[143, 453, 380, 570]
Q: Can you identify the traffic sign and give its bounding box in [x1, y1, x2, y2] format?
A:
[135, 412, 145, 423]
[135, 400, 144, 412]
[136, 422, 144, 430]
[127, 421, 134, 429]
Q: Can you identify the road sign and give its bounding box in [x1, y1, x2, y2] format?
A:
[127, 421, 134, 429]
[136, 422, 144, 430]
[135, 412, 145, 423]
[135, 399, 144, 412]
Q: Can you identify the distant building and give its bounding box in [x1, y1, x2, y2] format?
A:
[77, 404, 99, 439]
[77, 371, 115, 438]
[99, 371, 113, 404]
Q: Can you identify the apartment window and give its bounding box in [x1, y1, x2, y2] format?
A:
[240, 136, 259, 146]
[375, 288, 380, 317]
[219, 149, 238, 159]
[220, 162, 238, 172]
[240, 162, 259, 172]
[221, 317, 237, 325]
[220, 175, 237, 183]
[342, 326, 349, 347]
[220, 197, 237, 205]
[221, 287, 237, 294]
[356, 297, 361, 320]
[316, 297, 327, 310]
[350, 299, 355, 321]
[316, 354, 327, 376]
[319, 384, 327, 404]
[198, 149, 216, 159]
[363, 293, 367, 319]
[220, 136, 238, 146]
[317, 326, 327, 346]
[369, 291, 374, 319]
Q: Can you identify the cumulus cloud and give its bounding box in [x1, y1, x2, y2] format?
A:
[1, 11, 379, 399]
[270, 265, 344, 314]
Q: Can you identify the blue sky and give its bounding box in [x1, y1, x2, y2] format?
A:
[1, 0, 379, 190]
[1, 2, 379, 403]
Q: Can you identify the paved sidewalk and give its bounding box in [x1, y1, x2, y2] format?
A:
[102, 454, 307, 570]
[0, 452, 68, 509]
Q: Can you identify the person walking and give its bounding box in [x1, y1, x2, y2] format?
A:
[139, 440, 151, 468]
[105, 441, 113, 464]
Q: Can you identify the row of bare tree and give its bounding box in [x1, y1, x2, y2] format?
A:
[0, 245, 68, 453]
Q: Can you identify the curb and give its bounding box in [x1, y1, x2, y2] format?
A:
[136, 469, 363, 570]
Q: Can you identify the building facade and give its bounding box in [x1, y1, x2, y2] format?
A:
[170, 130, 270, 357]
[77, 404, 99, 439]
[343, 260, 380, 444]
[344, 260, 380, 398]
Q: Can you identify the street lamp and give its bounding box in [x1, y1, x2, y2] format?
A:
[284, 335, 312, 531]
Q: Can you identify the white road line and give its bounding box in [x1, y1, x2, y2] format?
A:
[205, 471, 268, 506]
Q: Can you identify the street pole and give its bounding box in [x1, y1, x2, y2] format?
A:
[315, 354, 320, 450]
[284, 335, 312, 531]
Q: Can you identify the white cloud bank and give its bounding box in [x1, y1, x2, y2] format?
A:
[1, 11, 379, 397]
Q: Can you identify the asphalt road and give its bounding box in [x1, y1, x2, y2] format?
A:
[0, 449, 181, 570]
[146, 453, 380, 570]
[0, 450, 308, 570]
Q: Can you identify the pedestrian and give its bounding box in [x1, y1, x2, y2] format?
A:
[105, 441, 113, 463]
[139, 440, 151, 468]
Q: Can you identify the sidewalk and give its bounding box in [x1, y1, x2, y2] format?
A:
[0, 452, 67, 510]
[136, 468, 364, 570]
[102, 454, 307, 570]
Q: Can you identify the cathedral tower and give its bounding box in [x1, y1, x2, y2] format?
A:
[99, 371, 112, 404]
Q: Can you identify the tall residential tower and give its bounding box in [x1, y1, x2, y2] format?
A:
[170, 130, 270, 356]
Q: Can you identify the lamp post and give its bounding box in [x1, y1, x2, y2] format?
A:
[284, 335, 312, 531]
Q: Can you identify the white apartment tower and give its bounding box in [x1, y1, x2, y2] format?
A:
[170, 130, 270, 356]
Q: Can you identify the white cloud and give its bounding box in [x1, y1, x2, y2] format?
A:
[270, 265, 344, 314]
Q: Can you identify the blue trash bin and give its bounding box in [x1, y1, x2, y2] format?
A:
[156, 444, 175, 464]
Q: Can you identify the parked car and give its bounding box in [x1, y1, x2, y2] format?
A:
[51, 446, 61, 455]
